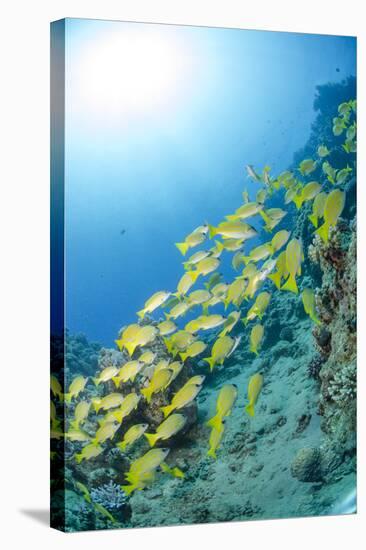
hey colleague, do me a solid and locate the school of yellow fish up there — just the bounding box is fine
[51,99,356,516]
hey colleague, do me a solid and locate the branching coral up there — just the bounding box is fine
[90,481,128,511]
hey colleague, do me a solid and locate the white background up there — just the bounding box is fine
[0,0,364,548]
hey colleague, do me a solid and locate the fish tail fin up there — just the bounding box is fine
[204,356,216,371]
[92,399,101,412]
[267,271,282,290]
[202,303,209,314]
[164,337,173,355]
[215,240,224,252]
[311,313,321,325]
[245,403,255,417]
[117,441,127,452]
[137,309,146,320]
[124,341,137,357]
[64,393,72,403]
[144,432,158,447]
[243,256,251,265]
[293,195,303,209]
[308,213,318,228]
[187,270,199,283]
[180,351,188,362]
[208,224,218,239]
[316,222,330,243]
[141,387,152,403]
[281,275,299,294]
[225,215,237,221]
[182,261,191,270]
[121,484,137,496]
[75,453,83,464]
[70,420,79,430]
[111,376,121,389]
[206,414,222,432]
[161,404,174,418]
[175,242,189,256]
[207,448,217,460]
[259,210,270,224]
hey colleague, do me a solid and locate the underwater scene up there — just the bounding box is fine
[50,19,357,532]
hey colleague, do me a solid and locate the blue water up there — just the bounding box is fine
[64,19,356,345]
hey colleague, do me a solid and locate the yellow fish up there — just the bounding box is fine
[180,375,206,389]
[267,250,288,290]
[208,220,257,241]
[70,400,91,429]
[65,428,91,442]
[187,257,220,284]
[50,375,63,400]
[161,383,202,417]
[225,201,263,221]
[223,279,246,309]
[141,368,173,403]
[317,145,330,158]
[165,301,190,320]
[137,290,171,320]
[218,310,240,337]
[124,326,158,357]
[245,373,263,417]
[207,384,238,432]
[160,462,185,479]
[138,350,156,365]
[215,238,244,252]
[92,392,124,413]
[250,324,264,355]
[316,189,345,243]
[180,340,207,361]
[75,443,103,464]
[113,360,144,386]
[93,420,120,444]
[299,158,317,176]
[270,229,290,253]
[245,292,271,323]
[204,272,223,290]
[246,164,261,182]
[308,191,327,228]
[165,330,196,355]
[302,288,321,325]
[293,181,321,209]
[157,362,180,386]
[281,238,303,294]
[186,289,212,306]
[256,188,268,204]
[115,323,140,351]
[204,335,234,371]
[157,320,177,336]
[113,393,141,424]
[260,208,287,232]
[117,423,149,451]
[207,420,225,459]
[144,413,187,447]
[122,448,170,494]
[242,243,272,265]
[93,503,116,523]
[175,272,196,298]
[92,365,119,386]
[183,250,212,269]
[75,481,91,503]
[175,225,208,256]
[185,314,226,333]
[64,376,88,403]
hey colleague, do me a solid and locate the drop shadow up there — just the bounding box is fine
[20,509,50,527]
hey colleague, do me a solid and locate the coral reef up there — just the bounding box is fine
[51,80,357,530]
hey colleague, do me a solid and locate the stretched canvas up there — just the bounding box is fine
[50,18,357,532]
